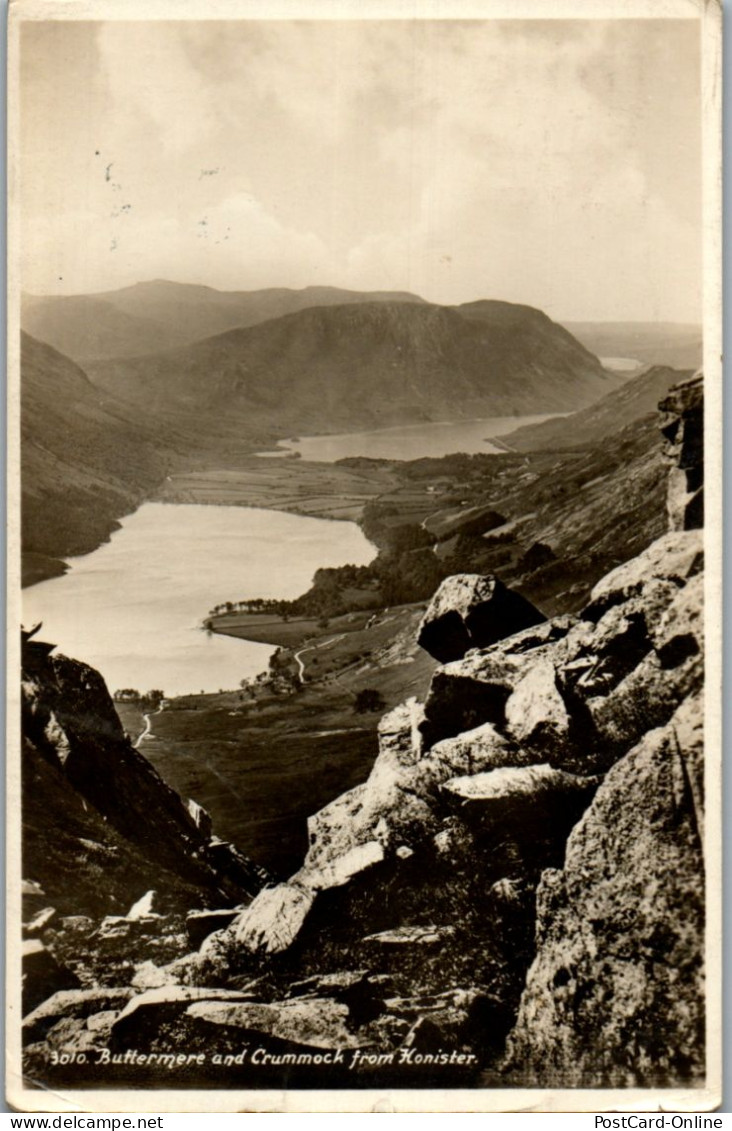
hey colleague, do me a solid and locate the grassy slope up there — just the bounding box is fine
[21,333,174,584]
[84,301,615,429]
[498,366,692,453]
[138,605,435,878]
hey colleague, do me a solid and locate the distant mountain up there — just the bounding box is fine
[86,300,618,433]
[21,332,172,584]
[21,281,427,363]
[498,365,694,453]
[561,321,702,371]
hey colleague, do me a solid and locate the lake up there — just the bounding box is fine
[600,356,641,372]
[24,414,566,699]
[257,414,563,462]
[23,503,375,698]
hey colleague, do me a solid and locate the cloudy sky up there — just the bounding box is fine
[19,17,702,321]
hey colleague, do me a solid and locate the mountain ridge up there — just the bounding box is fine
[21,281,428,363]
[84,299,618,430]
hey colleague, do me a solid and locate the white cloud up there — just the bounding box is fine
[20,18,702,321]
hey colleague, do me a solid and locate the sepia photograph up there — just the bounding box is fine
[7,0,722,1113]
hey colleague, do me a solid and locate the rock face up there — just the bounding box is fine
[506,696,704,1087]
[418,574,546,663]
[659,373,703,532]
[21,633,271,916]
[503,376,706,1087]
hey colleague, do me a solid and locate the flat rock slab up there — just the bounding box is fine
[111,986,260,1045]
[23,987,135,1043]
[442,764,597,806]
[24,907,57,936]
[362,925,455,947]
[186,997,365,1050]
[418,574,546,663]
[303,841,385,893]
[426,722,530,781]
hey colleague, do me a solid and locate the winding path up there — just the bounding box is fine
[294,634,345,683]
[134,706,161,748]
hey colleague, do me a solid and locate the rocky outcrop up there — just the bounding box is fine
[418,574,546,663]
[22,632,271,911]
[503,376,706,1086]
[659,372,703,532]
[506,695,704,1087]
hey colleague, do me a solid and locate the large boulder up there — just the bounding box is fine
[505,695,705,1087]
[420,651,531,750]
[504,659,571,753]
[418,574,546,664]
[583,530,703,621]
[587,573,703,765]
[441,764,600,871]
[186,996,366,1050]
[305,701,435,870]
[232,883,315,955]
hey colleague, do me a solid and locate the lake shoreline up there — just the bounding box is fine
[23,414,556,588]
[22,501,376,699]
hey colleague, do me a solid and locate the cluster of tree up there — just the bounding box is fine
[360,503,432,554]
[395,452,517,481]
[208,506,460,627]
[204,479,559,633]
[113,688,165,707]
[354,688,386,713]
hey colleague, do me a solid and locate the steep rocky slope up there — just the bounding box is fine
[22,629,270,914]
[21,376,707,1094]
[22,281,426,363]
[85,301,615,430]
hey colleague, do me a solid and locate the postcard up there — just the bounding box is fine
[6,0,723,1113]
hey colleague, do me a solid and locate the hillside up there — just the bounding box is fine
[85,300,617,432]
[20,333,175,585]
[498,365,693,452]
[562,320,702,370]
[21,281,426,363]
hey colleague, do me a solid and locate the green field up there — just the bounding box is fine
[133,603,435,878]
